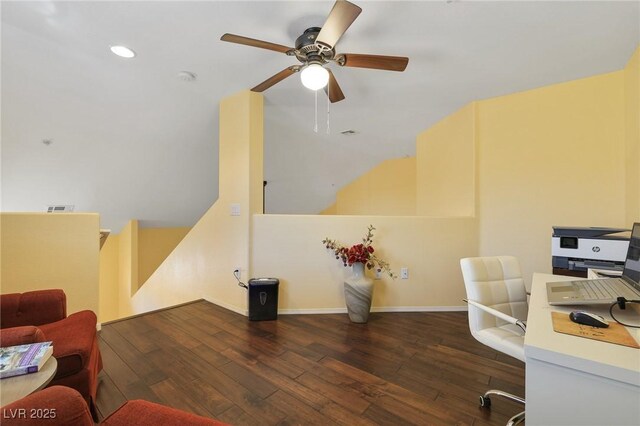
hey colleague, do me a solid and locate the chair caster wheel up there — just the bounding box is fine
[479,396,491,408]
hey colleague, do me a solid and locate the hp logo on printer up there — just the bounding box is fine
[592,246,600,253]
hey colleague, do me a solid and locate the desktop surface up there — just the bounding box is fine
[526,273,640,384]
[525,273,640,425]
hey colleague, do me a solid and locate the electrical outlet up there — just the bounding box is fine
[400,267,409,279]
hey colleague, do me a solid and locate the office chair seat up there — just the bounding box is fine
[474,323,525,362]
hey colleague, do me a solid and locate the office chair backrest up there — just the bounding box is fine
[460,256,528,334]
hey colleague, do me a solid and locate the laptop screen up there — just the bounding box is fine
[622,222,640,288]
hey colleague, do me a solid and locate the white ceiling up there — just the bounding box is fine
[2,1,638,232]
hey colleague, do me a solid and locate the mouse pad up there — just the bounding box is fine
[551,312,640,349]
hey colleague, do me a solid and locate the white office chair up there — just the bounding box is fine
[460,256,527,426]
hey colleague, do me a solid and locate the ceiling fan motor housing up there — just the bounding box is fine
[295,27,334,63]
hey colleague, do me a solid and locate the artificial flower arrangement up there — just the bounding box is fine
[322,225,397,279]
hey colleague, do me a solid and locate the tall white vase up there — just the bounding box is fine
[343,262,374,323]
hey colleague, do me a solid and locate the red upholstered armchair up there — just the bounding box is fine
[1,386,227,426]
[0,290,103,420]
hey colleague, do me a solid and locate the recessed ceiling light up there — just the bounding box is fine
[110,45,136,58]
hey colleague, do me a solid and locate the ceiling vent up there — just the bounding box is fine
[46,205,74,213]
[177,71,197,82]
[340,129,358,135]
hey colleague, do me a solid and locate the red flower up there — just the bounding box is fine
[321,225,397,279]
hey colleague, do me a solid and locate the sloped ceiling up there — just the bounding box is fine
[2,1,638,232]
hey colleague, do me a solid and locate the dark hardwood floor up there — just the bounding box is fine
[96,301,525,425]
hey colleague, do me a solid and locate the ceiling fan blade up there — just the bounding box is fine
[251,66,299,92]
[340,53,409,72]
[324,69,345,103]
[316,0,362,49]
[220,33,293,54]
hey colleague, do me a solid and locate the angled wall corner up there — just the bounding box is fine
[334,157,416,216]
[319,203,337,215]
[118,219,139,299]
[416,102,477,217]
[98,223,191,322]
[137,227,191,287]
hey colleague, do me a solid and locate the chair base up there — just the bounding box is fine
[479,389,525,426]
[507,410,525,426]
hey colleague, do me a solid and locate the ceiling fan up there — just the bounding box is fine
[220,0,409,103]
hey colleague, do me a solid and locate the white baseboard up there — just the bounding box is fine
[278,307,348,315]
[101,299,467,322]
[371,305,468,313]
[198,297,468,316]
[277,305,468,315]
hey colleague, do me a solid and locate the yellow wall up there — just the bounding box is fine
[624,47,640,224]
[417,103,476,217]
[334,157,416,215]
[476,72,627,283]
[94,47,639,320]
[99,233,120,322]
[138,227,190,287]
[253,215,477,312]
[0,213,100,316]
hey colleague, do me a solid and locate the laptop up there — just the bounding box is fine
[547,222,640,305]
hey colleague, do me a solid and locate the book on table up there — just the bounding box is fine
[0,342,53,379]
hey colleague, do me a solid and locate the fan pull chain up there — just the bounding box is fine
[326,83,330,134]
[314,90,318,133]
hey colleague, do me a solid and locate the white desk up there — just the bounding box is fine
[525,273,640,425]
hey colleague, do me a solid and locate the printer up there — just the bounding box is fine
[552,226,630,277]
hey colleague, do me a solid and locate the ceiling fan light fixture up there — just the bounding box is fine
[300,64,329,90]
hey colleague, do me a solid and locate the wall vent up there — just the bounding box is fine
[46,205,74,213]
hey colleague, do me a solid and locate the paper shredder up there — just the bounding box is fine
[248,278,279,321]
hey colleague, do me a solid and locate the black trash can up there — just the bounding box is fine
[248,278,279,321]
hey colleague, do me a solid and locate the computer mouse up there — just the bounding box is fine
[569,311,609,328]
